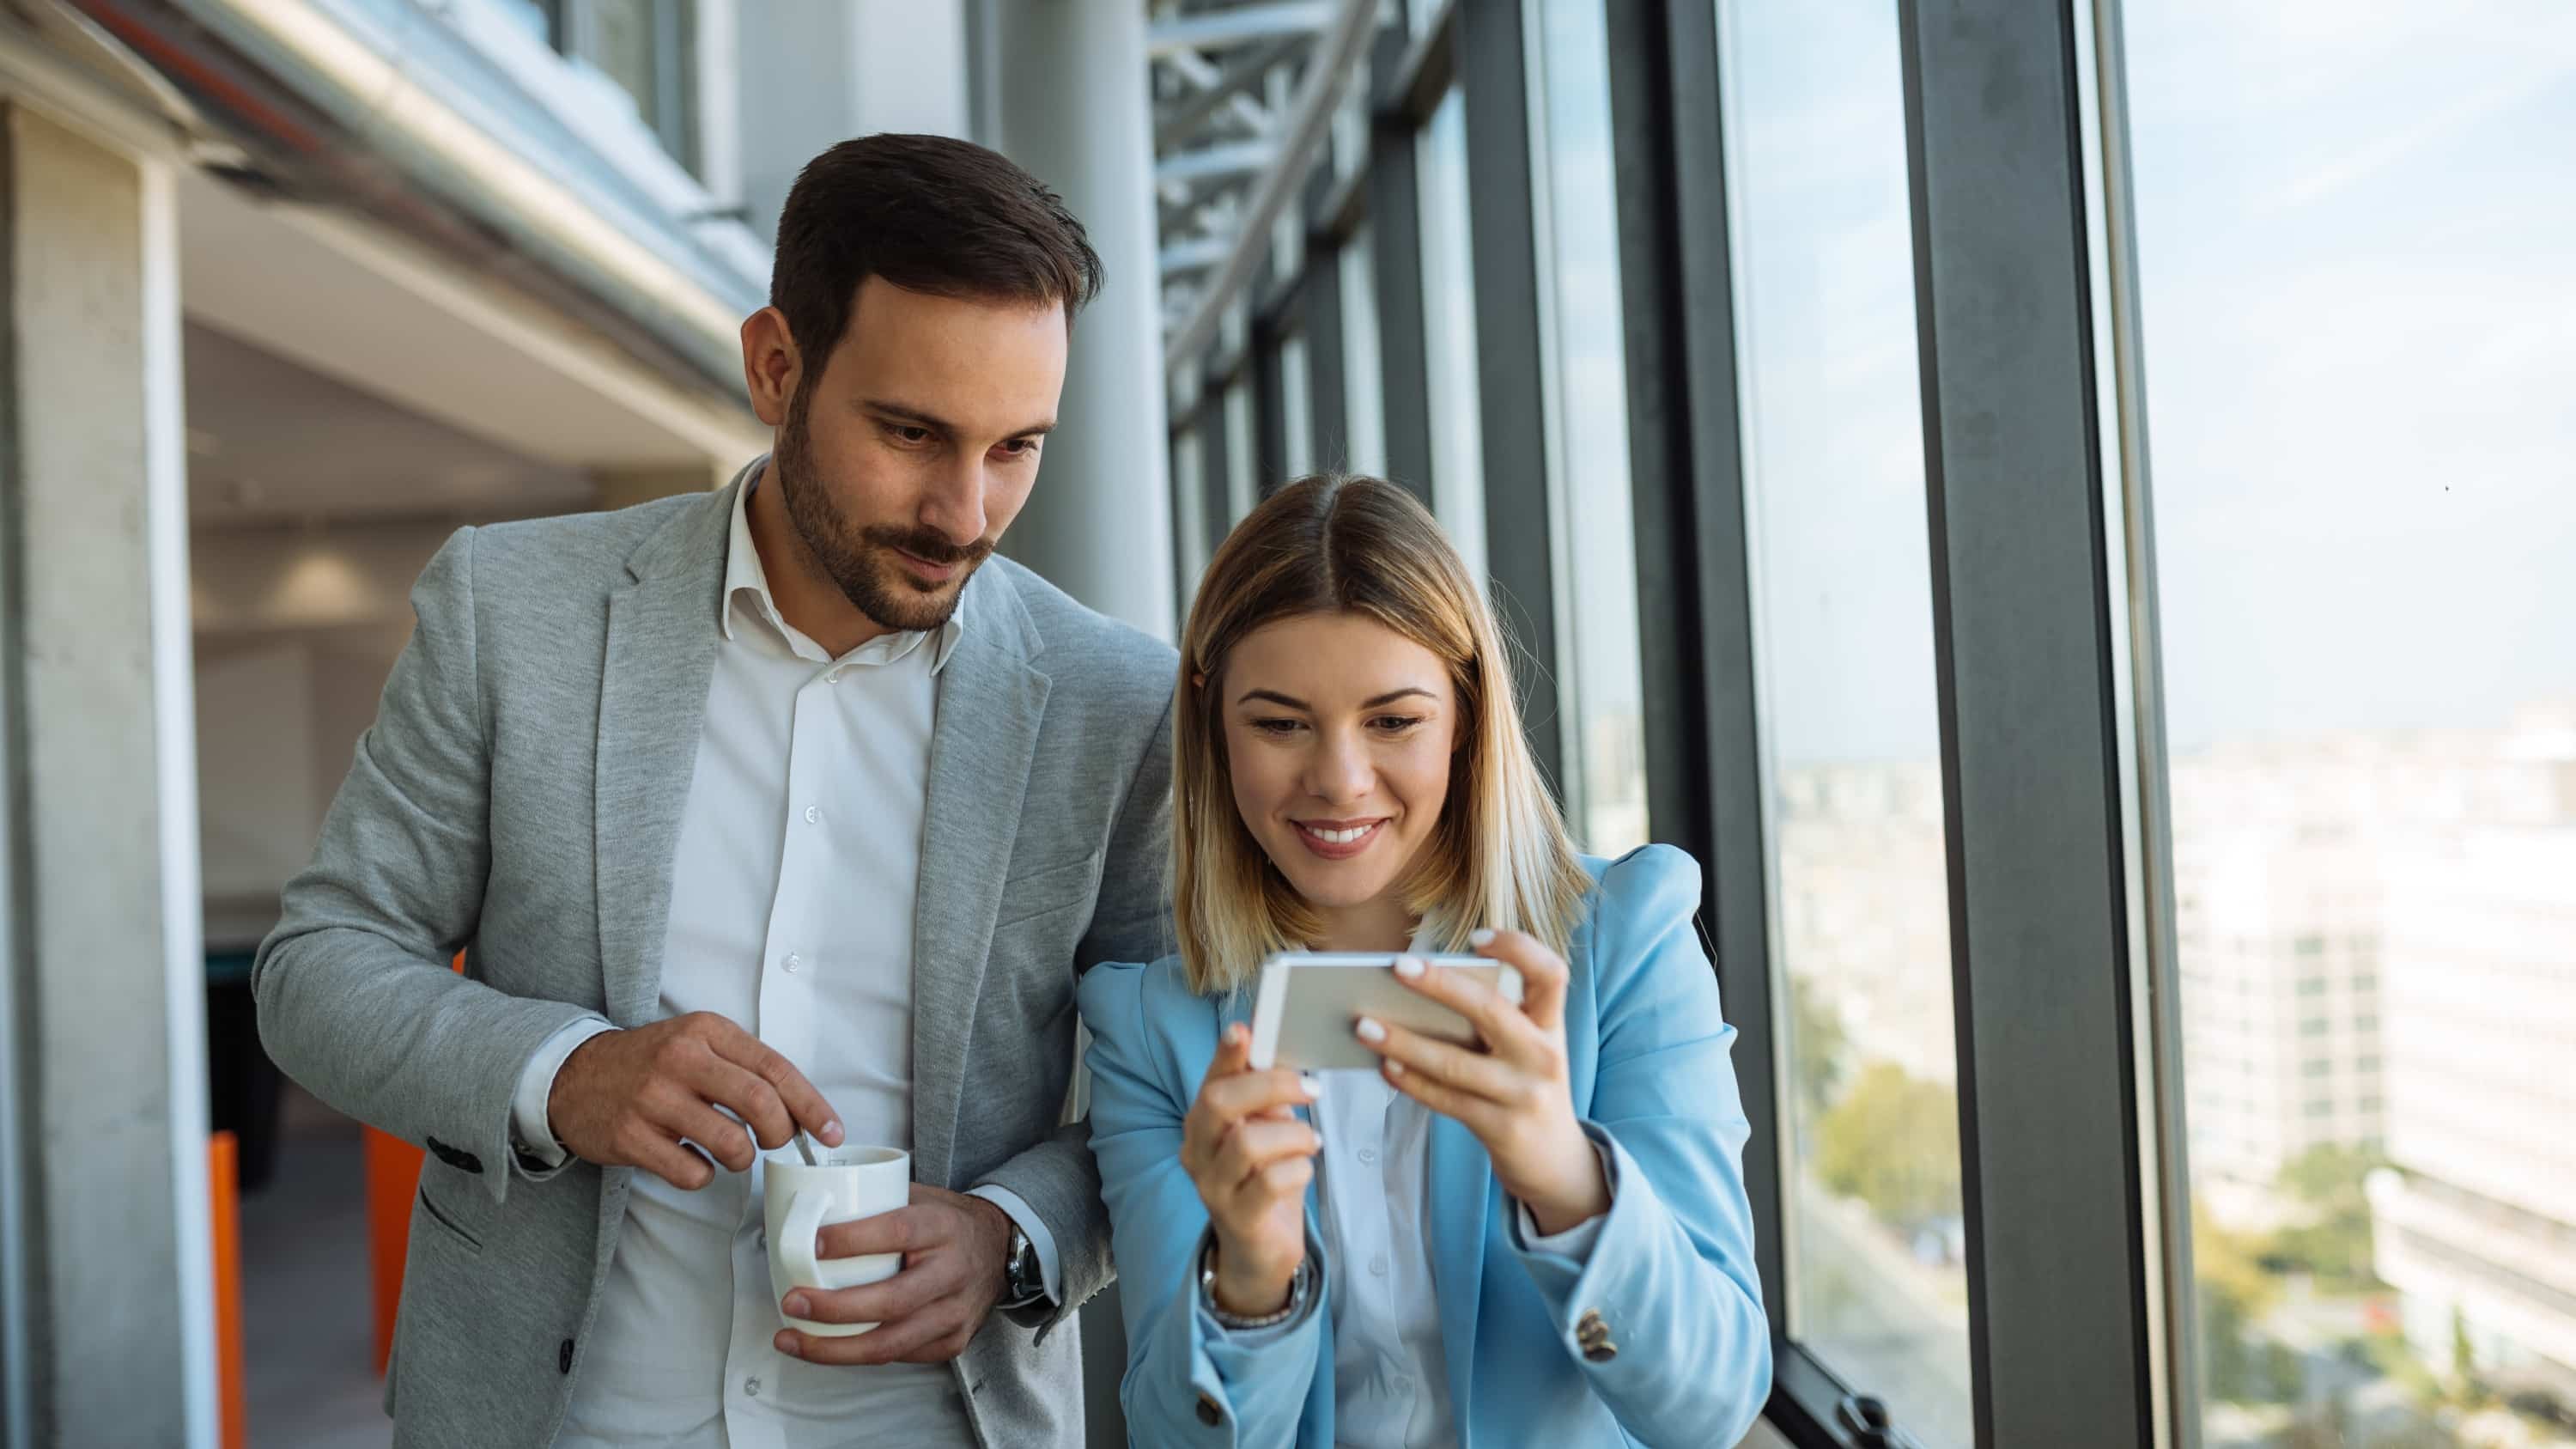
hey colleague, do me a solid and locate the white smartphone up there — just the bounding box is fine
[1248,952,1524,1072]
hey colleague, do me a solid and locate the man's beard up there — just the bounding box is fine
[773,385,992,634]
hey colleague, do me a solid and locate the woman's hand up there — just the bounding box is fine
[1181,1023,1320,1316]
[1359,929,1610,1236]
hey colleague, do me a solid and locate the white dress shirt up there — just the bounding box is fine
[1225,933,1611,1449]
[507,477,1055,1448]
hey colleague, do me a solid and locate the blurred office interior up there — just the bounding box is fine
[0,1,2569,1446]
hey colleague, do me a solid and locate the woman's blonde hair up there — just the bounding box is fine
[1172,474,1591,995]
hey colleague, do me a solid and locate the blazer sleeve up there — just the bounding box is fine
[975,697,1178,1336]
[250,527,596,1206]
[1079,962,1325,1449]
[1507,845,1773,1446]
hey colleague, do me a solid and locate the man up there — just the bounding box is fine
[254,134,1174,1447]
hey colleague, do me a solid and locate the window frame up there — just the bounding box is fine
[1166,2,2186,1440]
[1601,0,2172,1444]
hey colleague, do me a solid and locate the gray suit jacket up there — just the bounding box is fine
[253,478,1176,1447]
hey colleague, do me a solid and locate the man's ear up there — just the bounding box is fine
[740,306,803,428]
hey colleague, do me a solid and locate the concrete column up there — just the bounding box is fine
[0,103,214,1446]
[991,0,1176,644]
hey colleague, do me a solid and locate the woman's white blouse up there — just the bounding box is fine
[1223,923,1613,1449]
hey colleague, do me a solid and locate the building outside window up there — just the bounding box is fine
[2124,0,2576,1440]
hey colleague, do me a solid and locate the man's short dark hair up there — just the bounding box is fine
[770,133,1103,366]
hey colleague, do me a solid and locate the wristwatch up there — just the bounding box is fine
[1001,1222,1046,1306]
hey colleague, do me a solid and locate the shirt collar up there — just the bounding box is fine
[721,467,968,673]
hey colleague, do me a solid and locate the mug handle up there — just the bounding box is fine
[780,1187,832,1289]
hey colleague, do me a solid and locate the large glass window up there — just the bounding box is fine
[1529,0,1647,856]
[2123,5,2576,1443]
[1172,423,1208,619]
[550,0,700,174]
[1718,2,1971,1442]
[1281,331,1315,480]
[1340,222,1388,479]
[1418,87,1488,581]
[1223,372,1257,528]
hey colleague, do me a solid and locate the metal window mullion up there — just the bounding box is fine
[1455,0,1562,792]
[1300,167,1352,472]
[1366,22,1436,506]
[1253,325,1290,497]
[1605,0,1788,1351]
[1196,386,1234,554]
[1898,3,2153,1446]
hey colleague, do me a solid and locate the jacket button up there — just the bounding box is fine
[1195,1392,1223,1426]
[1583,1338,1619,1363]
[558,1337,575,1374]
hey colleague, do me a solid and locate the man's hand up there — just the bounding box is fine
[547,1012,842,1190]
[772,1186,1016,1365]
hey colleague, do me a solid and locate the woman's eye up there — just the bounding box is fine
[1370,715,1425,734]
[1250,718,1303,736]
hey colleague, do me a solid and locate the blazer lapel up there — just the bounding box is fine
[1429,1111,1492,1436]
[909,569,1050,1188]
[592,485,732,1026]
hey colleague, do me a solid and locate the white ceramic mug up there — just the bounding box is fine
[763,1145,911,1337]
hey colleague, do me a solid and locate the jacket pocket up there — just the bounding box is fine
[993,849,1104,931]
[414,1184,484,1253]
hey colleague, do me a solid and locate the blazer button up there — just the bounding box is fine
[1195,1392,1223,1427]
[1583,1338,1620,1363]
[1577,1307,1607,1336]
[558,1337,575,1374]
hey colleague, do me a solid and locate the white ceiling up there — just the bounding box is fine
[178,167,769,487]
[183,320,595,526]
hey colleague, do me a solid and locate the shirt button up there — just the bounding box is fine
[803,805,819,825]
[1357,1148,1378,1166]
[827,668,844,683]
[756,1228,767,1251]
[744,1376,762,1397]
[783,953,803,973]
[1368,1256,1388,1277]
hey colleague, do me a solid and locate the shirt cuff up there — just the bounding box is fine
[1512,1133,1620,1260]
[509,1016,614,1178]
[967,1184,1063,1308]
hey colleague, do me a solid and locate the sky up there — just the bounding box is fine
[1704,0,2576,763]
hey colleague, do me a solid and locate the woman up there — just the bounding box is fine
[1079,476,1770,1447]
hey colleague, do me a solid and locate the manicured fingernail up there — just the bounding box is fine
[1355,1017,1387,1044]
[1228,1023,1248,1044]
[1393,955,1425,977]
[783,1293,810,1317]
[1383,1059,1406,1078]
[1299,1071,1325,1099]
[1469,928,1497,947]
[821,1121,843,1145]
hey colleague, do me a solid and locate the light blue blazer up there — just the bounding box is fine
[1079,845,1771,1448]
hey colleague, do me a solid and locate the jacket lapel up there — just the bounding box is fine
[1429,1111,1492,1435]
[592,484,733,1026]
[909,568,1050,1188]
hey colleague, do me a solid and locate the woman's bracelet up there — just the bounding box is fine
[1200,1240,1309,1330]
